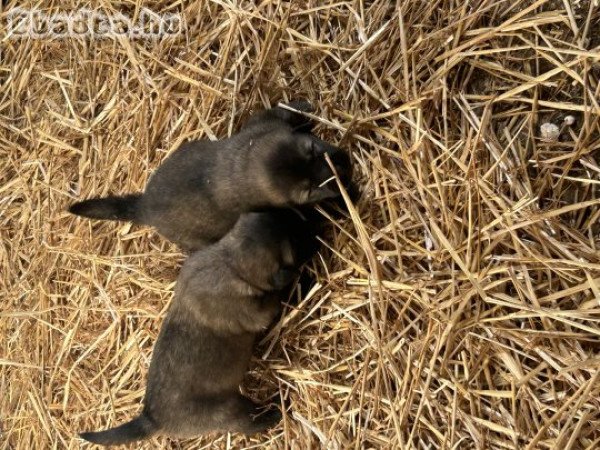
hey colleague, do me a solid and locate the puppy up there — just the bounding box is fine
[69,102,351,251]
[80,209,318,446]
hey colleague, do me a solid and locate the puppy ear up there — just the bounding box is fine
[275,101,315,132]
[245,101,315,132]
[270,267,298,290]
[283,100,314,114]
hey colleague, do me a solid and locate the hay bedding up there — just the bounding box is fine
[1,0,599,448]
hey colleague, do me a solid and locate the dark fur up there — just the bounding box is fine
[80,210,318,446]
[69,102,351,251]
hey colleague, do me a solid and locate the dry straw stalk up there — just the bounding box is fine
[1,0,599,449]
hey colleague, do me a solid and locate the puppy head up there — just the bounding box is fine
[249,129,352,206]
[225,210,317,291]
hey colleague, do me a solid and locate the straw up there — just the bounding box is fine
[1,1,599,448]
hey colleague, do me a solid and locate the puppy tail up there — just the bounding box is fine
[80,413,157,446]
[68,194,142,222]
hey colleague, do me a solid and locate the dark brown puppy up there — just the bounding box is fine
[69,102,351,251]
[80,209,318,446]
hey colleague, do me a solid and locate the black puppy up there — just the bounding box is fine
[80,209,318,446]
[69,102,351,251]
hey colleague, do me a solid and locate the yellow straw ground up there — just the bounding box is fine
[1,1,599,449]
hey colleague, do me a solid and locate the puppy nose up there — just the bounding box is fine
[327,147,352,186]
[314,139,352,187]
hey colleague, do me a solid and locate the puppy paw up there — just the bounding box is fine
[253,408,282,431]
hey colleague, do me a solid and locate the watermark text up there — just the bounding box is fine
[5,8,184,39]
